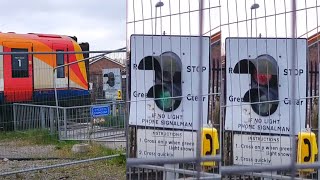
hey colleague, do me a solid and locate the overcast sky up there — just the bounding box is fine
[0,0,126,51]
[1,0,319,52]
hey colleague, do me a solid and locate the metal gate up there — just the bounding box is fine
[12,102,125,142]
[58,103,126,141]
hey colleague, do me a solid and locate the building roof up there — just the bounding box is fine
[308,32,320,47]
[211,31,221,45]
[89,56,125,68]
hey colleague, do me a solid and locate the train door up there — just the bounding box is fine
[3,42,33,102]
[52,44,68,90]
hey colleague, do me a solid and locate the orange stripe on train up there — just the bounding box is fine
[0,32,88,89]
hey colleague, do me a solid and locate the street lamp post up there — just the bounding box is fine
[155,2,177,179]
[251,3,260,37]
[155,1,164,35]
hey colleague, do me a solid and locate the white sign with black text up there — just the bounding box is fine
[103,68,122,100]
[129,35,209,130]
[225,38,307,135]
[233,134,292,166]
[137,129,197,158]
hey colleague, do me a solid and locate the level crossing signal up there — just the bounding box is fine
[138,52,182,112]
[233,54,279,116]
[104,72,115,87]
[129,35,209,131]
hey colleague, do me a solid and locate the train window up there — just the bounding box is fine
[12,48,29,78]
[56,51,65,78]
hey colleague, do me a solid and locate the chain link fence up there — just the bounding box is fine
[126,0,320,179]
[0,46,127,177]
[1,0,320,179]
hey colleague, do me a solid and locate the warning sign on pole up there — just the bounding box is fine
[225,38,307,135]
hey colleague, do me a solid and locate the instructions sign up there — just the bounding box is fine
[225,38,307,135]
[137,129,197,158]
[90,105,110,118]
[233,134,292,166]
[129,35,210,130]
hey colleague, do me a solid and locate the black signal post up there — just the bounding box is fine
[104,72,115,87]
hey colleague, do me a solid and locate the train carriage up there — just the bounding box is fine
[0,32,91,130]
[0,32,90,106]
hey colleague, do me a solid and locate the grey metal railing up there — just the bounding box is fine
[12,102,126,141]
[13,103,64,134]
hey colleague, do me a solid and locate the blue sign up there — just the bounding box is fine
[91,105,110,118]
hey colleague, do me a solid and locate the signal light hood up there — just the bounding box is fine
[138,51,182,72]
[138,51,182,82]
[233,54,278,75]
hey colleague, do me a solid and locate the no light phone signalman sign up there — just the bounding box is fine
[129,35,210,130]
[225,38,307,135]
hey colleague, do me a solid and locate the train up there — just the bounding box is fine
[0,32,90,106]
[0,32,92,130]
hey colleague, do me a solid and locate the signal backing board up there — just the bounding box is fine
[225,38,307,135]
[129,35,209,130]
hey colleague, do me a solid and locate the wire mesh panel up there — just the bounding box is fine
[219,0,320,179]
[126,0,220,179]
[0,40,127,176]
[58,103,125,142]
[12,103,62,132]
[126,0,320,179]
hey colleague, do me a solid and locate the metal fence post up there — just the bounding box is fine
[164,164,179,180]
[64,108,67,139]
[49,107,54,135]
[40,107,45,129]
[13,104,17,131]
[318,61,320,180]
[112,101,116,117]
